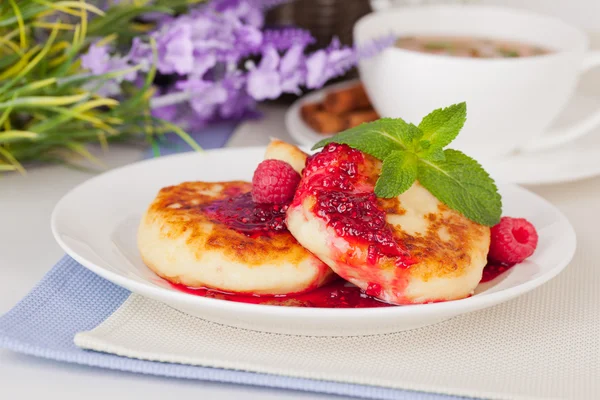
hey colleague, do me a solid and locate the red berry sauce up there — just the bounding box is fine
[172,262,516,307]
[480,262,516,283]
[171,144,528,307]
[293,143,414,267]
[202,192,288,237]
[172,279,393,308]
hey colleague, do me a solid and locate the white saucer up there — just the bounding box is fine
[286,80,600,185]
[51,147,575,336]
[285,80,359,147]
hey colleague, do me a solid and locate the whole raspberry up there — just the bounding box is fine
[252,160,300,204]
[488,217,538,264]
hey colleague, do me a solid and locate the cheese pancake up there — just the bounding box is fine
[138,143,333,295]
[286,143,490,304]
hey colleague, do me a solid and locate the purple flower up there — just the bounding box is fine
[151,103,178,121]
[154,9,262,65]
[305,50,327,89]
[81,43,111,75]
[81,43,136,80]
[176,78,228,119]
[216,0,265,28]
[234,24,263,51]
[260,28,315,53]
[306,38,355,89]
[191,53,218,79]
[278,44,305,92]
[85,0,391,130]
[246,46,282,100]
[219,87,256,120]
[128,37,153,72]
[356,33,396,59]
[246,44,305,100]
[156,23,194,75]
[80,43,138,96]
[213,0,292,26]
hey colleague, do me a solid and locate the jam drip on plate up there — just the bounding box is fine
[295,143,414,267]
[172,279,393,308]
[203,192,288,236]
[172,263,515,308]
[480,262,516,283]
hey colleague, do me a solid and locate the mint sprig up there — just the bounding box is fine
[418,150,501,227]
[312,102,502,226]
[418,102,466,149]
[375,150,418,198]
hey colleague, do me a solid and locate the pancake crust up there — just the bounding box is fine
[139,140,335,295]
[286,145,490,304]
[139,180,333,295]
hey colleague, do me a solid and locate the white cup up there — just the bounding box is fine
[354,5,600,160]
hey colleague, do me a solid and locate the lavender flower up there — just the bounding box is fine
[176,78,228,119]
[219,73,257,119]
[156,23,195,75]
[128,37,153,72]
[80,43,111,75]
[151,103,178,121]
[214,0,265,28]
[356,33,396,59]
[246,44,305,100]
[81,43,136,81]
[246,47,282,100]
[306,38,355,89]
[213,0,292,15]
[81,0,392,129]
[260,28,315,52]
[80,42,138,96]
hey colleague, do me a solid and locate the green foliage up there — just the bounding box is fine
[0,0,203,173]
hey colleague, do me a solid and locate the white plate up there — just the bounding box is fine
[286,81,600,185]
[51,147,576,336]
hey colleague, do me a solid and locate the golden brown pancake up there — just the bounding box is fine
[286,143,490,304]
[138,142,334,295]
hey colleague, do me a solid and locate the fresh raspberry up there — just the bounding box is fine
[488,217,538,264]
[252,159,300,204]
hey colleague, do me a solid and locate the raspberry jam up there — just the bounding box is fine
[481,262,516,283]
[171,262,517,307]
[172,262,516,307]
[295,143,413,267]
[172,279,393,308]
[203,192,288,236]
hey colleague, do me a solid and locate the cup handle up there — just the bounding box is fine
[521,51,600,152]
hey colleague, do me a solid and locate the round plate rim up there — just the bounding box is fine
[50,147,577,318]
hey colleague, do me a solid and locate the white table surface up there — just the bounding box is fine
[0,106,345,400]
[2,102,599,399]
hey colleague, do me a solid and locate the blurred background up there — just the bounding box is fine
[2,0,599,170]
[267,0,600,90]
[269,0,600,47]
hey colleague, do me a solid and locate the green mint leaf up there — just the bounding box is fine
[312,118,422,159]
[374,150,418,198]
[418,102,466,149]
[419,146,445,162]
[418,140,431,150]
[404,122,423,146]
[310,102,502,226]
[417,149,502,226]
